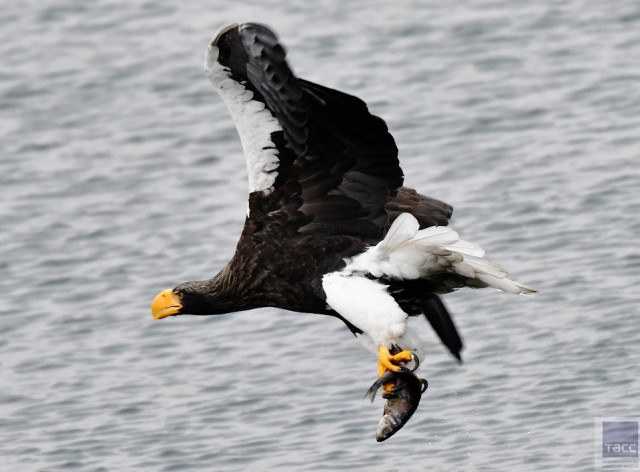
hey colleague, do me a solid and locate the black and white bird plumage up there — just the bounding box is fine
[152,23,534,370]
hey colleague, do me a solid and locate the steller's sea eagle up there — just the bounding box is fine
[151,23,534,436]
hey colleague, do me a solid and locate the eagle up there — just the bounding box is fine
[151,22,533,424]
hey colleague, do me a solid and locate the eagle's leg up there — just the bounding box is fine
[377,346,413,393]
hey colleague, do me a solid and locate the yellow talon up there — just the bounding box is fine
[377,346,413,393]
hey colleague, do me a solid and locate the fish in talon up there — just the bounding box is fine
[365,370,429,442]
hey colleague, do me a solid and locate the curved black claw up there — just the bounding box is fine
[408,352,420,372]
[420,377,429,393]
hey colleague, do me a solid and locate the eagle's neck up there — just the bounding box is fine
[183,265,258,315]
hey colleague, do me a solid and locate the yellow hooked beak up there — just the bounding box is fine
[151,289,183,320]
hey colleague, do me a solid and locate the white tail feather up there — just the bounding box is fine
[455,254,508,279]
[476,274,536,295]
[381,213,419,248]
[410,226,460,247]
[444,240,485,257]
[346,213,535,295]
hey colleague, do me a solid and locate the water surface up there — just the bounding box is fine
[1,1,639,470]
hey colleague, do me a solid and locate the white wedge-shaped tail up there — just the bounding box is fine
[346,213,535,294]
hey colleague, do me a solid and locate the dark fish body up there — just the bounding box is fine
[365,370,428,442]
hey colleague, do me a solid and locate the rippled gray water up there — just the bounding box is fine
[2,1,639,470]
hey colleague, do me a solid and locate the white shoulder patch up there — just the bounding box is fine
[204,44,282,194]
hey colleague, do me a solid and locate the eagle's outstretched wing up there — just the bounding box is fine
[205,23,419,241]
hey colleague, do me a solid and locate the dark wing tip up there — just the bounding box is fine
[211,23,239,46]
[211,22,278,46]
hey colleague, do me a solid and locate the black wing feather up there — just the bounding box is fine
[214,23,403,240]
